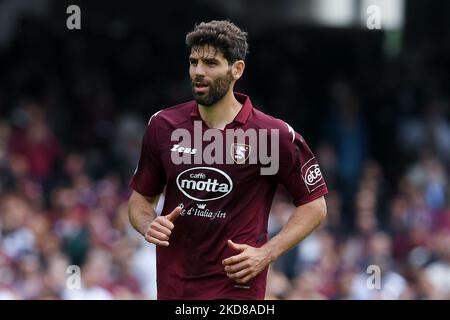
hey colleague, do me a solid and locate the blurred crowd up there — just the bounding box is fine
[0,101,157,299]
[265,78,450,300]
[1,2,450,300]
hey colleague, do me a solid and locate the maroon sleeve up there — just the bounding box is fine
[129,114,166,197]
[276,123,328,207]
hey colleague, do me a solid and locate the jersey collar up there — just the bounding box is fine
[190,92,253,125]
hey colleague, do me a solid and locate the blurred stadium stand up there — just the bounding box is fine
[0,0,449,299]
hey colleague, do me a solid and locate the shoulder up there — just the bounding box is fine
[147,100,196,129]
[249,107,299,143]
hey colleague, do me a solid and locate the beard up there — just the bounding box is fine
[191,70,233,106]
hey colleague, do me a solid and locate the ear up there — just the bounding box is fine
[231,60,245,80]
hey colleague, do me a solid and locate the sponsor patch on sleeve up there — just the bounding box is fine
[301,157,325,193]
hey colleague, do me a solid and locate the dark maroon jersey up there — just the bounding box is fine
[130,92,328,299]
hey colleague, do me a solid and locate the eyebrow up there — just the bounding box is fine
[189,57,220,63]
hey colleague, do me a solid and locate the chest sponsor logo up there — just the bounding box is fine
[176,167,233,201]
[230,143,251,164]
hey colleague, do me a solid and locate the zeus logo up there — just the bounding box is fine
[171,144,197,154]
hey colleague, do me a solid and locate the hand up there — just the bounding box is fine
[222,239,272,284]
[144,206,181,246]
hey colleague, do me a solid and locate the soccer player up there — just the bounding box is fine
[128,20,328,300]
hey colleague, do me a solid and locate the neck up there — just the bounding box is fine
[198,89,242,130]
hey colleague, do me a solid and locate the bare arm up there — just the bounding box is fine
[264,196,327,262]
[128,190,159,236]
[223,196,327,283]
[128,190,181,246]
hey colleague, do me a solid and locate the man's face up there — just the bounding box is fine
[189,45,234,106]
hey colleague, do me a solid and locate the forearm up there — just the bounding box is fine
[263,196,327,262]
[128,192,159,236]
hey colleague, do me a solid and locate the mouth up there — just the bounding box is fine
[193,82,209,94]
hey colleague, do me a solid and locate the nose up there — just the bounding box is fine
[192,62,206,77]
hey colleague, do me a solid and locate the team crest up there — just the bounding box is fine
[231,143,251,164]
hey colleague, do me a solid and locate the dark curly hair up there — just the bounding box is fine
[185,20,249,64]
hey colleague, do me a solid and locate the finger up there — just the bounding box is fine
[151,223,172,237]
[223,253,246,266]
[166,206,182,222]
[240,273,256,284]
[227,239,247,252]
[147,229,169,241]
[155,217,175,230]
[145,235,169,246]
[224,261,249,273]
[227,268,252,281]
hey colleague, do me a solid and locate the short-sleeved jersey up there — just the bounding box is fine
[130,92,328,299]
